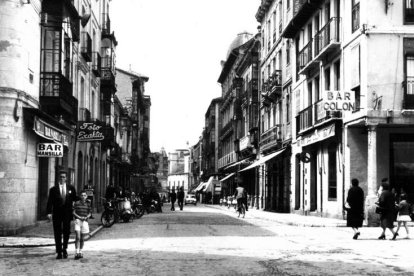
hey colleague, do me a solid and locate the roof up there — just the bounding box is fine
[116,67,149,81]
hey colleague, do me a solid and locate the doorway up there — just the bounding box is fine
[391,134,414,203]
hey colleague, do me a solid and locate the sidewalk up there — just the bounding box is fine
[0,212,103,248]
[207,204,348,227]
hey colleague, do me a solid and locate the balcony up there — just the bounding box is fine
[314,17,341,60]
[40,72,78,123]
[92,52,101,77]
[81,32,92,62]
[296,100,342,134]
[298,40,319,75]
[260,125,281,152]
[78,107,91,121]
[101,13,111,38]
[218,151,237,169]
[268,70,282,98]
[100,48,116,89]
[282,0,325,38]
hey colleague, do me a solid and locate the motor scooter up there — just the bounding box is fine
[118,197,133,222]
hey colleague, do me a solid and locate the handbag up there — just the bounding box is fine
[375,206,384,214]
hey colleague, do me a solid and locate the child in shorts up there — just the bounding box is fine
[73,190,92,259]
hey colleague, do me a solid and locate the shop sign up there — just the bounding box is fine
[77,121,105,142]
[322,91,355,112]
[34,116,69,146]
[298,123,335,147]
[37,143,63,157]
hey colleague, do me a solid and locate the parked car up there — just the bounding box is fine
[184,194,197,205]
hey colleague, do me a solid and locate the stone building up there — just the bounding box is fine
[0,0,150,235]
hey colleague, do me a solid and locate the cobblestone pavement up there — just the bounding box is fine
[1,204,413,276]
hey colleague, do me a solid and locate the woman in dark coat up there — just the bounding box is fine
[346,178,365,239]
[377,182,397,240]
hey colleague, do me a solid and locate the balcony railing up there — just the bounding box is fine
[102,13,111,37]
[218,151,237,169]
[282,0,324,38]
[296,105,313,133]
[92,52,101,77]
[314,17,341,58]
[40,72,78,122]
[296,101,342,134]
[260,124,281,151]
[81,32,92,62]
[298,40,319,74]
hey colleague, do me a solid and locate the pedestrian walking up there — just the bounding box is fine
[345,178,365,239]
[73,190,92,260]
[177,187,185,211]
[170,188,177,211]
[234,183,247,215]
[46,170,78,259]
[394,194,411,240]
[377,180,398,240]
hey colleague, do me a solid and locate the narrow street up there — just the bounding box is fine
[0,204,413,276]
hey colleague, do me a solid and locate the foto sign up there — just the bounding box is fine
[37,143,63,157]
[322,91,355,112]
[77,122,105,142]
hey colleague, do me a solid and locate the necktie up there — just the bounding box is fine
[61,185,66,203]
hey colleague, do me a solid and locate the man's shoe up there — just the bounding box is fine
[56,253,63,259]
[62,249,68,259]
[74,253,81,260]
[79,253,83,259]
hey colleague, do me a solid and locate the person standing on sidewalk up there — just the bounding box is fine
[377,181,398,240]
[345,178,364,239]
[393,194,411,240]
[73,190,92,260]
[46,170,77,259]
[170,188,177,211]
[177,187,185,211]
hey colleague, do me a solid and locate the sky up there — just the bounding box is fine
[111,0,259,153]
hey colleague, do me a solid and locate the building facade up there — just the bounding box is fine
[0,0,151,235]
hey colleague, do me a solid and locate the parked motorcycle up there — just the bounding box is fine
[131,196,145,219]
[118,197,134,222]
[101,198,116,228]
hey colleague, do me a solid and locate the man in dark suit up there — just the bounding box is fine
[47,170,77,259]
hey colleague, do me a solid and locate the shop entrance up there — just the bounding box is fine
[391,134,414,203]
[37,157,49,220]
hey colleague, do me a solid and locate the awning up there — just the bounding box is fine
[240,149,285,172]
[223,157,253,170]
[24,108,71,146]
[220,173,235,182]
[194,182,205,192]
[203,176,221,192]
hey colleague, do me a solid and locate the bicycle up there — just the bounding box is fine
[237,200,246,218]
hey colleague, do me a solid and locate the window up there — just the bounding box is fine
[405,0,414,24]
[352,0,360,32]
[324,67,331,91]
[286,40,290,65]
[315,76,320,101]
[334,60,341,90]
[285,86,291,123]
[328,144,337,200]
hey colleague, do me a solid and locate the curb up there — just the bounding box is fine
[0,225,104,248]
[205,204,347,228]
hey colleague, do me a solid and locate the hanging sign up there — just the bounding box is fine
[37,143,63,157]
[77,121,105,142]
[322,91,355,112]
[33,116,69,146]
